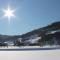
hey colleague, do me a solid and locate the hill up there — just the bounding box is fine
[0,21,60,46]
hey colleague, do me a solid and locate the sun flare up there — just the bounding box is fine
[3,6,15,23]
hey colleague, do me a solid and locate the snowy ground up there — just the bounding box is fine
[0,45,60,51]
[0,45,60,48]
[0,49,60,60]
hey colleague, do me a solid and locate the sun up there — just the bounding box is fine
[3,6,15,23]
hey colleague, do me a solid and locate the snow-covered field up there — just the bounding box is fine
[0,46,59,51]
[0,49,60,60]
[0,45,60,48]
[0,45,59,49]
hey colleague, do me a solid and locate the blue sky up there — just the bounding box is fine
[0,0,60,35]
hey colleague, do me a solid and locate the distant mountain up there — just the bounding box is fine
[0,21,60,46]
